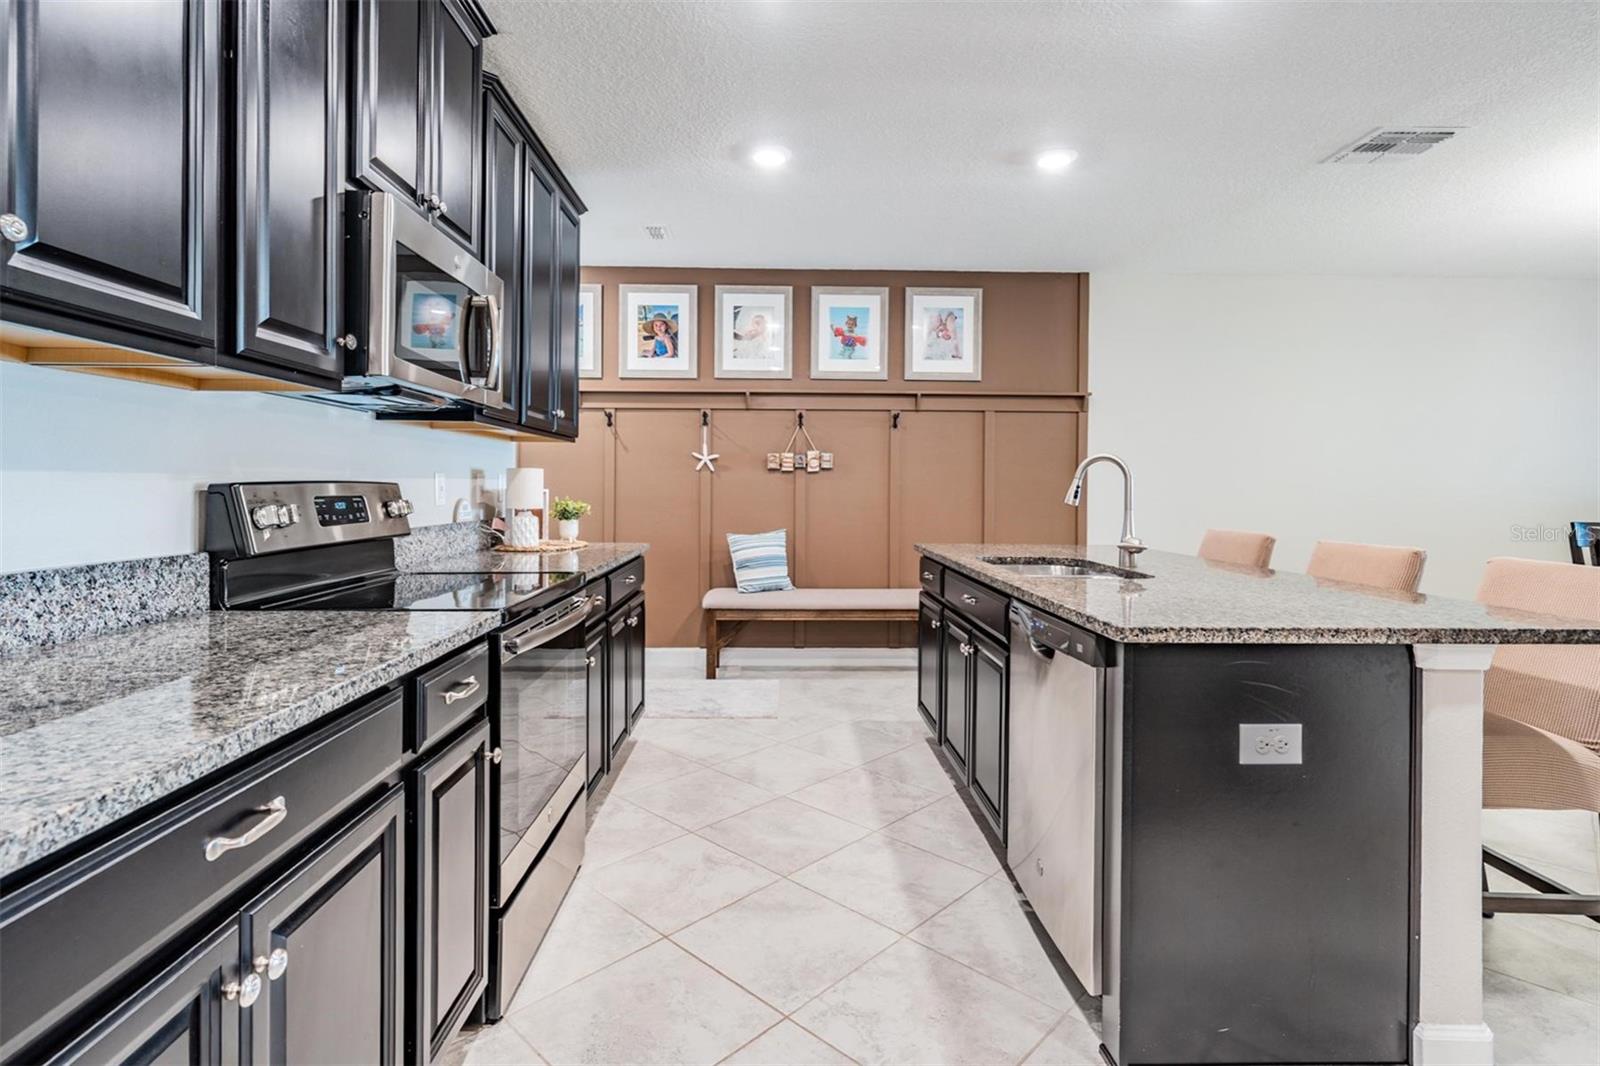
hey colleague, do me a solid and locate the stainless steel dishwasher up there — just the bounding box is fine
[1006,601,1111,995]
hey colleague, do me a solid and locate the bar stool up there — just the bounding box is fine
[1197,529,1277,569]
[1306,540,1427,593]
[1476,556,1600,923]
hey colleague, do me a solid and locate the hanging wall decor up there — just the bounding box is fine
[714,285,793,379]
[768,413,833,474]
[905,287,982,381]
[619,283,698,379]
[811,286,890,380]
[692,410,719,472]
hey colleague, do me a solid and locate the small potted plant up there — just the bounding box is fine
[551,496,591,542]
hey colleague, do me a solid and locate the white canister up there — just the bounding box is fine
[509,509,544,548]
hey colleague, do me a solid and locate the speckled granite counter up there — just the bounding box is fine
[917,544,1600,645]
[0,609,500,877]
[398,542,648,578]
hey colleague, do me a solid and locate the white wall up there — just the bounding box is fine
[0,362,515,572]
[1086,275,1599,599]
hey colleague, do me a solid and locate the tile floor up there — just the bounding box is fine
[442,655,1600,1066]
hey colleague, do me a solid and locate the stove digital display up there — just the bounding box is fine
[314,494,370,526]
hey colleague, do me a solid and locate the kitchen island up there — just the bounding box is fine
[916,544,1597,1066]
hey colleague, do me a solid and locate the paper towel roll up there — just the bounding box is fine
[506,467,545,512]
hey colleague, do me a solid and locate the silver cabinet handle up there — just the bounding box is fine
[442,676,480,704]
[205,797,287,862]
[224,972,262,1007]
[490,746,504,764]
[961,594,978,606]
[623,574,638,585]
[959,642,973,656]
[0,213,29,242]
[437,200,448,214]
[426,193,441,210]
[930,618,941,630]
[586,655,597,667]
[626,616,639,627]
[922,571,934,581]
[336,333,357,350]
[253,949,289,981]
[553,408,566,418]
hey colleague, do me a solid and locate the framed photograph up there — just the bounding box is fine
[905,287,982,381]
[577,283,602,378]
[618,284,698,379]
[811,287,889,380]
[714,286,792,379]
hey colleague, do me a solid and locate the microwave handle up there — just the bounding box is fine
[483,291,502,393]
[457,293,499,390]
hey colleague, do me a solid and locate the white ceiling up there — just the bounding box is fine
[483,1,1598,277]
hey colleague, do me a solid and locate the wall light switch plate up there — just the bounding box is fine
[1239,723,1302,765]
[434,473,447,507]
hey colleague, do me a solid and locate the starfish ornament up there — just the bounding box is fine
[692,421,719,472]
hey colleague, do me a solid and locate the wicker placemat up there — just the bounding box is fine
[492,539,590,553]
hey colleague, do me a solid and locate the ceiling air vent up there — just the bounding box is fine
[643,224,670,241]
[1324,128,1463,164]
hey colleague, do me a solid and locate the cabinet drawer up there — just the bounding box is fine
[607,558,644,604]
[411,641,490,753]
[0,691,404,1061]
[918,559,943,597]
[944,571,1008,638]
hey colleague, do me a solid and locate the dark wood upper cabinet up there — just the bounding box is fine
[481,85,525,420]
[47,920,240,1066]
[352,0,488,254]
[242,785,405,1066]
[410,719,490,1061]
[1,0,220,346]
[522,156,558,433]
[232,0,345,381]
[552,198,582,437]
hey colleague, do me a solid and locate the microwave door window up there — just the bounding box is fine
[393,243,470,382]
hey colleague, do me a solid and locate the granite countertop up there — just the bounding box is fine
[0,609,501,878]
[918,544,1600,645]
[398,542,648,577]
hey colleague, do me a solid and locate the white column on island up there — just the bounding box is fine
[1411,643,1498,1066]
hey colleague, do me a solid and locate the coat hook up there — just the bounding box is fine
[891,411,901,430]
[604,409,614,427]
[701,409,710,427]
[797,410,805,429]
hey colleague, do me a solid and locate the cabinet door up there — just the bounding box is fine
[607,611,629,753]
[410,720,490,1061]
[520,158,558,432]
[550,197,581,438]
[352,0,427,209]
[480,90,523,419]
[242,785,405,1065]
[625,599,646,725]
[916,600,942,735]
[428,0,481,252]
[2,0,219,345]
[232,0,343,380]
[47,920,240,1066]
[585,624,607,790]
[940,617,971,775]
[969,630,1007,837]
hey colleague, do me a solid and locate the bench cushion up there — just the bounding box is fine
[702,587,920,612]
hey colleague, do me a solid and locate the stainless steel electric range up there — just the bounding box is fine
[205,480,591,1020]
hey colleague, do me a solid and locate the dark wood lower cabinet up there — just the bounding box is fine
[607,608,629,754]
[410,719,490,1062]
[969,630,1007,835]
[242,784,405,1065]
[585,623,608,790]
[940,616,972,775]
[625,599,646,726]
[916,597,942,734]
[47,920,240,1065]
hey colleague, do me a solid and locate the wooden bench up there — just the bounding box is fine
[701,587,921,678]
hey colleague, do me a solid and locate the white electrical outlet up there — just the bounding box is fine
[434,473,447,507]
[1239,723,1302,765]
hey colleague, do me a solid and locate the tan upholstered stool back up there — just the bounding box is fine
[1197,529,1276,569]
[1306,540,1427,593]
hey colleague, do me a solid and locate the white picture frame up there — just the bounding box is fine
[905,287,982,381]
[810,287,889,380]
[577,283,602,379]
[618,284,698,379]
[714,285,793,379]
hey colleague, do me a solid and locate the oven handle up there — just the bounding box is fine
[502,595,591,660]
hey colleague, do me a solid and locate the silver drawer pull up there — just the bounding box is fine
[586,655,597,667]
[623,574,638,585]
[626,616,639,627]
[922,571,934,581]
[442,676,481,704]
[205,797,288,862]
[930,618,941,630]
[961,594,978,606]
[959,642,974,656]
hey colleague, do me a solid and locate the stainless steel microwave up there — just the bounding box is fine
[315,191,505,413]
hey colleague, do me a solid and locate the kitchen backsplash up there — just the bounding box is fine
[0,552,209,654]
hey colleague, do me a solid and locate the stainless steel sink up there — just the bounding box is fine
[980,557,1151,580]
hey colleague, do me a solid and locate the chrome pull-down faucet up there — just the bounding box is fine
[1065,453,1146,569]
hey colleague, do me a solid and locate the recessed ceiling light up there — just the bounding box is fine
[1035,148,1078,173]
[750,145,791,170]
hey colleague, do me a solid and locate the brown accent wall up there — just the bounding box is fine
[520,268,1089,649]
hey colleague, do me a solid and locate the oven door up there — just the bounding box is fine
[495,593,590,902]
[353,192,506,408]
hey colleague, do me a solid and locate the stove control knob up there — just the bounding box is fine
[283,503,300,526]
[251,503,299,530]
[383,498,413,518]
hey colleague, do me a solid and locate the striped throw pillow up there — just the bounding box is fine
[727,529,794,593]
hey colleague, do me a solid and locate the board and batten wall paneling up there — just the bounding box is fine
[990,412,1081,543]
[611,409,704,646]
[709,410,800,647]
[800,410,894,648]
[894,411,987,587]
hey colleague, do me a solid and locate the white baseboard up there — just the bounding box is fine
[646,646,916,670]
[1412,1023,1494,1065]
